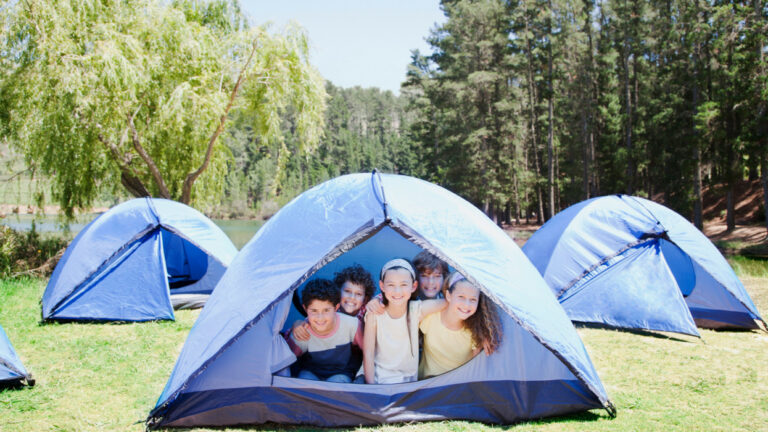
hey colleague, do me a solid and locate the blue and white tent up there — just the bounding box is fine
[148,172,613,428]
[0,322,33,387]
[523,195,765,336]
[42,198,238,322]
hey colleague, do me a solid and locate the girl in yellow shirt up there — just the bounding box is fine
[418,272,503,379]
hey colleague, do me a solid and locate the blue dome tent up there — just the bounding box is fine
[42,198,238,322]
[0,322,33,387]
[522,195,765,336]
[147,172,613,428]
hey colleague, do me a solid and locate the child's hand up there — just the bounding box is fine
[291,320,311,341]
[366,297,385,315]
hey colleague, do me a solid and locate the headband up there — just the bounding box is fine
[448,272,466,288]
[380,258,416,280]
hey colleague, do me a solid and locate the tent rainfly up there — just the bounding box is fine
[0,322,33,388]
[523,194,765,336]
[42,198,238,322]
[147,172,613,428]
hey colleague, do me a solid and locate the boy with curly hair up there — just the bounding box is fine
[284,278,364,383]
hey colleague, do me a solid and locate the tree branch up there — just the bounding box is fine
[1,168,31,182]
[181,39,259,204]
[97,133,150,198]
[126,106,171,199]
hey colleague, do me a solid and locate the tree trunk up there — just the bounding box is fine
[513,170,521,224]
[582,110,589,200]
[120,172,150,198]
[546,0,555,220]
[692,2,704,229]
[756,0,767,235]
[524,11,544,224]
[762,156,768,235]
[693,145,703,229]
[726,185,736,231]
[623,30,633,195]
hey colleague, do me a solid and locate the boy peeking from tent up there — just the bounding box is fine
[283,278,365,383]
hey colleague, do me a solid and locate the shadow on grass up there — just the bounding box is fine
[573,322,699,343]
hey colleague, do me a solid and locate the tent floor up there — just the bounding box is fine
[171,294,210,310]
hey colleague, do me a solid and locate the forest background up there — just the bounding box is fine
[1,0,767,234]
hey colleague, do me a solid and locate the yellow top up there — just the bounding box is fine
[418,311,475,379]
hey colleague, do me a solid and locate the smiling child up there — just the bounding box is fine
[284,278,363,383]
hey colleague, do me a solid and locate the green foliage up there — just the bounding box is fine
[400,0,768,224]
[0,0,326,219]
[0,225,68,278]
[216,82,411,218]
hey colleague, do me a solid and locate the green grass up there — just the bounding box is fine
[1,275,767,432]
[728,256,768,278]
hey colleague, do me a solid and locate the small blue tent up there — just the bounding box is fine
[0,322,33,387]
[523,195,765,336]
[147,172,613,428]
[42,198,238,322]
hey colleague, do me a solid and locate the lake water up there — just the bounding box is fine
[1,213,263,249]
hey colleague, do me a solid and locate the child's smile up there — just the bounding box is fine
[380,268,417,307]
[418,271,444,298]
[304,299,339,336]
[446,281,479,321]
[340,281,365,315]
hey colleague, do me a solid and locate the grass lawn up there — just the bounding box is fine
[1,263,767,432]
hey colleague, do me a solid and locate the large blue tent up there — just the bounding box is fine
[42,198,238,322]
[523,194,765,336]
[0,322,33,387]
[147,172,613,428]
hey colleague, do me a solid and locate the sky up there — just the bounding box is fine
[241,1,445,94]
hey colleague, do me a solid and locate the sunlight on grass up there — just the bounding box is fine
[1,273,767,431]
[728,256,768,278]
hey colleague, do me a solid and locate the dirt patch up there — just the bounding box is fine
[702,179,765,224]
[703,222,767,243]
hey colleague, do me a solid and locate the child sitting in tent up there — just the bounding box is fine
[413,251,449,299]
[335,264,377,319]
[284,278,364,383]
[291,265,375,340]
[419,271,502,379]
[363,259,446,384]
[365,251,449,314]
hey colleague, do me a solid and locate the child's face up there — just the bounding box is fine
[379,268,417,307]
[418,268,444,298]
[304,299,339,335]
[445,281,480,321]
[340,281,366,315]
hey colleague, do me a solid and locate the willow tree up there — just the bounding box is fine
[0,0,326,218]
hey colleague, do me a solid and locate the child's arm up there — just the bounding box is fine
[419,298,447,320]
[283,329,307,357]
[365,294,385,315]
[363,312,377,384]
[290,320,311,341]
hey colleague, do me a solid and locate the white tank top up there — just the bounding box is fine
[373,301,421,384]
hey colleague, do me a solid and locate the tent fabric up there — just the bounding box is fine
[148,172,613,428]
[522,194,764,335]
[42,198,238,321]
[0,322,31,387]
